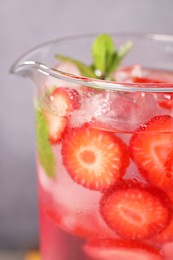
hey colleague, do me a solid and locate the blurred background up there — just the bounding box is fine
[1,0,173,256]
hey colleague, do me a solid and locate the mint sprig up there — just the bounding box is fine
[109,41,133,73]
[36,110,55,178]
[92,34,133,79]
[55,54,96,78]
[55,34,133,80]
[91,34,115,79]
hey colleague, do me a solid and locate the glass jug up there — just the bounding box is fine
[11,33,173,260]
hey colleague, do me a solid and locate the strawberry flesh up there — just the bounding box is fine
[49,87,80,117]
[130,115,173,190]
[154,191,173,243]
[84,238,163,260]
[100,180,171,240]
[43,111,67,144]
[43,87,81,143]
[61,124,129,191]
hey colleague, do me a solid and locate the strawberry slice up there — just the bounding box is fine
[61,124,129,191]
[44,87,80,143]
[43,111,67,144]
[100,180,171,240]
[49,87,80,117]
[130,115,173,190]
[84,239,163,260]
[154,191,173,243]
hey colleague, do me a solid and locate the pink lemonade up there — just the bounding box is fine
[11,33,173,260]
[36,65,173,260]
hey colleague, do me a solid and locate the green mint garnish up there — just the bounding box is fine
[91,34,115,79]
[35,110,55,178]
[55,34,133,80]
[55,54,96,78]
[92,34,133,79]
[109,41,133,72]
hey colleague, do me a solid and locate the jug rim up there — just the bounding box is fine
[11,32,173,93]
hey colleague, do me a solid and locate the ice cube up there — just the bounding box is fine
[71,86,160,132]
[38,145,101,213]
[53,147,101,211]
[70,91,111,127]
[113,64,143,82]
[93,91,159,132]
[40,145,115,238]
[39,141,117,239]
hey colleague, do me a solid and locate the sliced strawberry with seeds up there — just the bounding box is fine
[43,111,67,144]
[49,87,80,117]
[43,87,80,143]
[100,180,171,240]
[61,124,129,191]
[154,214,173,244]
[84,239,163,260]
[154,191,173,243]
[130,115,173,190]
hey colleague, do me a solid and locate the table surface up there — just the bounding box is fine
[0,252,24,260]
[0,251,40,260]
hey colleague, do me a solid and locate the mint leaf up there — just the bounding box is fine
[92,34,133,79]
[55,34,133,80]
[35,110,55,178]
[110,41,133,72]
[92,34,115,78]
[55,54,96,78]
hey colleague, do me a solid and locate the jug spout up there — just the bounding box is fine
[10,60,50,78]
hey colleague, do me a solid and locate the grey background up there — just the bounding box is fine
[1,0,173,250]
